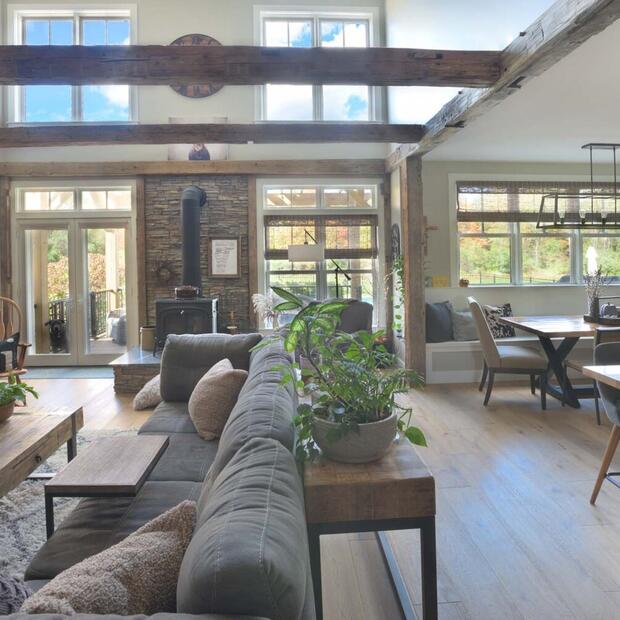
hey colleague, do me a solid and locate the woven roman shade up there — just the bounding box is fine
[264,213,378,260]
[457,180,617,223]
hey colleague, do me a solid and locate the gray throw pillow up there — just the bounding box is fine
[451,309,478,341]
[425,301,454,343]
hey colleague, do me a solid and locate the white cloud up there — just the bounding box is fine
[94,85,129,108]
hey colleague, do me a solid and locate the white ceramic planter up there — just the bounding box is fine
[312,412,398,463]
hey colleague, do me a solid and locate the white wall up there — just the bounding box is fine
[0,0,387,162]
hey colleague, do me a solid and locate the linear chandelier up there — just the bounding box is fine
[537,143,620,230]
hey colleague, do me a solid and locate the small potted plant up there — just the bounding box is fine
[264,287,426,463]
[0,376,39,422]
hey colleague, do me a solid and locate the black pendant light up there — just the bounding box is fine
[536,143,620,229]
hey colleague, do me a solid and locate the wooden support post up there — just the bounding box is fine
[400,157,426,377]
[382,176,394,343]
[247,176,259,330]
[0,177,11,299]
[135,176,147,329]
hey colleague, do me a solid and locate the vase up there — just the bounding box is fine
[312,412,398,464]
[0,400,15,423]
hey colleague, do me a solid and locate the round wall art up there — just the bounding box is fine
[169,33,224,98]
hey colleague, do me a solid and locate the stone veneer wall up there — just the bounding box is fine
[144,175,251,331]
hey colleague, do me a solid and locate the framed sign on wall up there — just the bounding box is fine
[209,237,240,278]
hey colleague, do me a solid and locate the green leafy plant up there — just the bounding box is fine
[259,287,426,461]
[386,255,405,336]
[0,375,39,407]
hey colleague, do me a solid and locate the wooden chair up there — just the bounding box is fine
[0,296,30,381]
[563,327,620,425]
[590,341,620,504]
[468,297,548,408]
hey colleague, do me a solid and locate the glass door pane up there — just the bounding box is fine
[24,228,72,357]
[84,227,127,356]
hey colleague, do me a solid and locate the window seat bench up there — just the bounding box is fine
[426,335,596,385]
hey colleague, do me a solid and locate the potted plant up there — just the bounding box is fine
[0,376,39,422]
[265,287,426,463]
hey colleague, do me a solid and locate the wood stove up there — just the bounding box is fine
[154,185,219,351]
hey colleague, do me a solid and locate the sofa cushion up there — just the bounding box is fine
[159,334,262,402]
[21,501,196,616]
[145,434,219,483]
[177,438,312,620]
[425,301,454,343]
[188,359,248,440]
[25,482,201,581]
[202,341,297,492]
[451,309,478,341]
[133,374,162,411]
[138,402,197,435]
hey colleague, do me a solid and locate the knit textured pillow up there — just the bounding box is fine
[133,374,162,410]
[20,500,196,616]
[188,358,248,440]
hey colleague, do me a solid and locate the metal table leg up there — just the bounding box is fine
[539,336,581,407]
[45,493,54,539]
[308,525,323,620]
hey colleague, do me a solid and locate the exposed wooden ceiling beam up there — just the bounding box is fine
[0,45,500,87]
[0,123,425,148]
[0,159,386,178]
[386,0,620,171]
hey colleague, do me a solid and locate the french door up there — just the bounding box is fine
[14,217,137,366]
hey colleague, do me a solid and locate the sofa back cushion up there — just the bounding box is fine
[200,339,297,493]
[177,437,312,620]
[159,333,261,402]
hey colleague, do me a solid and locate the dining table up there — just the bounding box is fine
[582,364,620,390]
[499,315,602,408]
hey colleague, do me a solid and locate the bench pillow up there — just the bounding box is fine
[425,301,454,343]
[451,309,478,341]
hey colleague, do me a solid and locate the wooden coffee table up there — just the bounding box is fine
[304,441,437,620]
[44,435,169,538]
[0,406,84,498]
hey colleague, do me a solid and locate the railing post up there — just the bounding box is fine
[89,292,97,339]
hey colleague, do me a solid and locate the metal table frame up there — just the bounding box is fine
[308,515,438,620]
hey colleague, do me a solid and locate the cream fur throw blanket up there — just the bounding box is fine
[21,500,196,615]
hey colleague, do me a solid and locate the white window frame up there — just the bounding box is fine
[449,173,620,287]
[6,4,138,125]
[254,6,383,122]
[257,177,385,326]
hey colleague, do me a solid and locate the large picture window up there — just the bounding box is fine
[259,11,378,121]
[457,180,620,285]
[260,183,380,315]
[12,9,133,123]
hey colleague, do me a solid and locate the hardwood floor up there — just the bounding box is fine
[26,377,620,619]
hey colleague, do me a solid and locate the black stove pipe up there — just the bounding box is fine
[181,186,207,292]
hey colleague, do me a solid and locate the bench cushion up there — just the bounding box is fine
[25,482,201,581]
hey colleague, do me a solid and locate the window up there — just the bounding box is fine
[456,180,620,285]
[18,186,132,212]
[260,183,380,320]
[260,12,377,121]
[13,10,133,123]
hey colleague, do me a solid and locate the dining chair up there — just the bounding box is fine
[563,327,620,425]
[590,341,620,505]
[468,297,548,408]
[0,296,30,382]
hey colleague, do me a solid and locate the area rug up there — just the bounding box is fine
[25,367,114,379]
[0,427,137,578]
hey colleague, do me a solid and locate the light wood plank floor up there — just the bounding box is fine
[26,378,620,619]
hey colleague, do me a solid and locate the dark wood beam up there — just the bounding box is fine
[0,123,425,148]
[386,0,620,170]
[0,159,385,178]
[0,45,500,87]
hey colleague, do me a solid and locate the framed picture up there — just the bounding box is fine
[209,237,240,278]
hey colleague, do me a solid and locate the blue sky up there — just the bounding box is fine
[23,19,130,122]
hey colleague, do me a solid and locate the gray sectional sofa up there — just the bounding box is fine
[12,333,316,620]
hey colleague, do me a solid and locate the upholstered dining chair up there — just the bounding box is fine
[468,297,548,408]
[590,341,620,505]
[0,296,30,381]
[563,327,620,425]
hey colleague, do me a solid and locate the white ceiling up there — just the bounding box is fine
[425,18,620,163]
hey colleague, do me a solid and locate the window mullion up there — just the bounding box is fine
[513,222,521,285]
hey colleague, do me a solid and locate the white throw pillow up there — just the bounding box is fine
[133,374,162,411]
